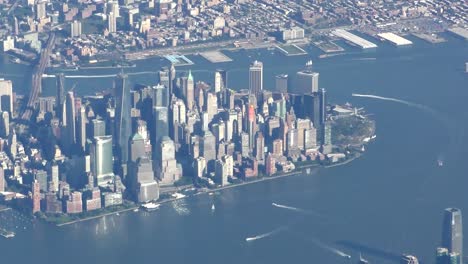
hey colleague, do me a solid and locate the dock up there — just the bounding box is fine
[164,55,194,66]
[312,40,345,53]
[377,32,413,46]
[275,44,308,56]
[199,51,232,63]
[447,27,468,41]
[332,29,377,49]
[412,33,446,44]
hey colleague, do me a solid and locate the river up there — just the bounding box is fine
[0,33,467,264]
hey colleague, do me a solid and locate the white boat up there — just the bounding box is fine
[171,193,186,199]
[141,202,160,211]
[211,204,215,212]
[438,159,444,167]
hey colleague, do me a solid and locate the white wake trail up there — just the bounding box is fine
[351,93,432,111]
[290,231,351,258]
[245,225,289,242]
[272,203,325,218]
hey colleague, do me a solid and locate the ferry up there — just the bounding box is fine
[141,202,160,211]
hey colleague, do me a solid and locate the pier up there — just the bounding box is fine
[200,51,232,63]
[332,29,377,49]
[377,32,413,46]
[447,27,468,41]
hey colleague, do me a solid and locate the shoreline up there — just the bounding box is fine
[54,154,361,227]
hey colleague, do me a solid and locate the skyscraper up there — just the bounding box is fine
[214,69,227,93]
[90,135,115,187]
[70,20,82,38]
[0,167,4,192]
[91,118,106,138]
[0,111,9,138]
[249,61,263,97]
[114,73,132,167]
[77,106,86,151]
[153,106,169,144]
[56,74,65,119]
[132,156,159,202]
[108,12,117,33]
[295,70,319,94]
[319,88,327,125]
[185,70,194,110]
[156,137,182,186]
[0,79,13,114]
[32,180,41,213]
[275,74,289,93]
[64,91,76,149]
[442,208,463,262]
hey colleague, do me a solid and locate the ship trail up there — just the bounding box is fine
[290,231,351,258]
[272,203,326,218]
[245,225,289,242]
[351,93,434,113]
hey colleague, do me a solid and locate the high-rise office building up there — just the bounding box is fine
[442,208,463,262]
[319,88,327,125]
[201,131,217,163]
[0,111,9,138]
[132,156,159,202]
[295,70,319,94]
[254,132,265,164]
[153,106,169,144]
[32,180,41,213]
[108,12,117,33]
[275,74,289,93]
[77,106,86,151]
[156,137,182,186]
[206,92,218,123]
[90,136,115,187]
[91,118,106,138]
[107,1,120,17]
[214,69,227,93]
[35,0,47,19]
[114,73,132,166]
[185,70,194,110]
[129,132,145,163]
[249,61,263,97]
[0,167,4,192]
[64,91,76,149]
[152,84,168,107]
[56,74,65,119]
[70,20,82,38]
[0,79,13,114]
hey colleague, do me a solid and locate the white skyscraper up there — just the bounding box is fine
[70,20,82,38]
[108,12,117,33]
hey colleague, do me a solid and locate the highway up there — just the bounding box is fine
[21,33,55,121]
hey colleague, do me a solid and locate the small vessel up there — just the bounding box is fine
[171,193,186,199]
[361,145,366,152]
[141,202,160,211]
[245,237,255,242]
[0,229,15,239]
[211,204,215,212]
[133,208,139,212]
[306,168,311,174]
[438,159,444,167]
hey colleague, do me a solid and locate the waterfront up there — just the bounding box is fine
[0,34,467,264]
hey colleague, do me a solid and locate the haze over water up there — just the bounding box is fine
[0,34,467,264]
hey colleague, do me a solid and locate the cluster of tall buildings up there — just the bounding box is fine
[0,59,334,215]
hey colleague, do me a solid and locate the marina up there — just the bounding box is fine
[199,51,233,63]
[332,29,378,49]
[377,32,413,46]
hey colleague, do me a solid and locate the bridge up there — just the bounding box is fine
[21,33,55,121]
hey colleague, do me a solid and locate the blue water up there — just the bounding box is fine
[0,34,467,264]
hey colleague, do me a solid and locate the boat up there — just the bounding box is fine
[361,145,366,152]
[438,159,444,167]
[141,202,160,211]
[0,229,15,239]
[211,204,215,212]
[306,168,311,174]
[171,193,186,199]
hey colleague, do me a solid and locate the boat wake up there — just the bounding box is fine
[351,93,433,112]
[290,231,351,258]
[272,203,325,218]
[245,225,289,242]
